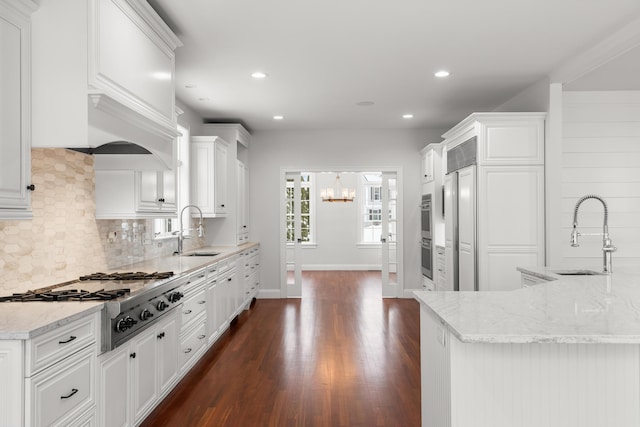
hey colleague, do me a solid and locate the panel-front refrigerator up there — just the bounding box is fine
[444,137,477,292]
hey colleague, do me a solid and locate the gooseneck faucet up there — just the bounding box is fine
[570,194,616,274]
[176,204,204,255]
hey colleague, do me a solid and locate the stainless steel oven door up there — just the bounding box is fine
[421,238,433,279]
[421,194,432,239]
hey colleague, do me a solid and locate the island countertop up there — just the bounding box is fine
[414,270,640,344]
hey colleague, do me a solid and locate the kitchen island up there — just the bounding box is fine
[415,271,640,427]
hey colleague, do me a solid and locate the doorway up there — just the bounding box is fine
[280,168,402,298]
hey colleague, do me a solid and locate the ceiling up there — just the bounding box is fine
[148,0,640,132]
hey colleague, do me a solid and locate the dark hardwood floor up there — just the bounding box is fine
[141,271,421,427]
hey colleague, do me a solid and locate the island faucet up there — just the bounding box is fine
[176,204,204,255]
[570,194,616,274]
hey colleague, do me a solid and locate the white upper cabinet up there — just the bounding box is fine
[31,0,182,169]
[421,149,434,183]
[237,161,249,244]
[136,170,177,213]
[0,0,38,219]
[191,137,229,217]
[95,168,177,219]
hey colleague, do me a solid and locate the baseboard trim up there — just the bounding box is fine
[257,289,282,299]
[296,264,382,271]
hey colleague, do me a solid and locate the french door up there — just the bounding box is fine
[280,169,402,298]
[381,172,398,297]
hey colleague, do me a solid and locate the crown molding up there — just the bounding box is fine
[550,15,640,85]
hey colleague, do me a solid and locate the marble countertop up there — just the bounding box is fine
[0,242,259,340]
[415,268,640,344]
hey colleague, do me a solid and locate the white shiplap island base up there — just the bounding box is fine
[415,272,640,427]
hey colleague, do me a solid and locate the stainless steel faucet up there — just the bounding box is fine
[570,194,616,274]
[176,204,204,255]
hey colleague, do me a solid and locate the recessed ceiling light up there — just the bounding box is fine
[198,97,210,101]
[402,114,414,119]
[251,71,268,79]
[185,84,197,89]
[434,70,450,78]
[273,115,284,120]
[356,101,375,107]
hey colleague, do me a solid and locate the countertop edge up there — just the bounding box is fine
[0,303,103,340]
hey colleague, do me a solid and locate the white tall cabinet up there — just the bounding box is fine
[191,136,229,217]
[443,113,545,292]
[0,0,37,219]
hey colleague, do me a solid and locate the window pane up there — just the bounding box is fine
[301,200,310,214]
[301,187,310,200]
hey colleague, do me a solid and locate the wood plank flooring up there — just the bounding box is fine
[141,271,421,427]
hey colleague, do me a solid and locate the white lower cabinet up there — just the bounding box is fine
[179,320,207,374]
[26,346,96,427]
[98,309,178,427]
[0,312,100,427]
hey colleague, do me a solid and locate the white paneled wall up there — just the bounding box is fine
[561,91,640,270]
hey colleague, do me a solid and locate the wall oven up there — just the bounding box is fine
[421,238,433,279]
[421,194,432,239]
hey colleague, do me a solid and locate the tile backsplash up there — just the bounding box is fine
[0,148,203,295]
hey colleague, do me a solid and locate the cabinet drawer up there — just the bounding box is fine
[26,312,98,376]
[206,262,219,278]
[26,347,95,427]
[67,407,96,427]
[179,321,207,371]
[181,288,207,329]
[183,270,208,294]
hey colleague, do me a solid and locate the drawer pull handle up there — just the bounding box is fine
[60,388,78,399]
[184,348,192,354]
[198,300,206,304]
[198,274,205,279]
[197,334,206,340]
[227,278,232,282]
[157,332,165,339]
[130,352,136,359]
[59,336,77,344]
[184,309,192,315]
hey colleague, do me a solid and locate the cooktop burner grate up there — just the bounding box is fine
[0,288,130,302]
[79,271,174,281]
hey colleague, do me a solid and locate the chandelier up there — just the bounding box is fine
[320,173,355,202]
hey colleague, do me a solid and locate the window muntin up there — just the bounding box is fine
[286,173,313,243]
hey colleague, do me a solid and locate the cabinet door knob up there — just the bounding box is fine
[130,352,136,359]
[158,198,165,203]
[26,184,35,191]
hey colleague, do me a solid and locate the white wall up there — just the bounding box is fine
[493,77,551,113]
[557,91,640,271]
[289,172,381,270]
[249,128,444,296]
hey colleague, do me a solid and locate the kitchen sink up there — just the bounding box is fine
[550,269,604,276]
[183,252,220,257]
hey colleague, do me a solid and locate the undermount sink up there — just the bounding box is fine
[551,269,605,276]
[183,252,220,257]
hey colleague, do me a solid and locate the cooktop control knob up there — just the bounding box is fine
[156,301,168,311]
[140,309,154,321]
[168,292,183,303]
[115,316,137,332]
